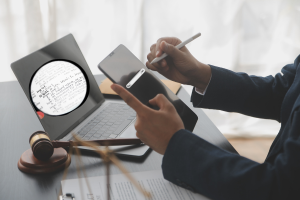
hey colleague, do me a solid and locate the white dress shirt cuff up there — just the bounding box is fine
[194,75,212,96]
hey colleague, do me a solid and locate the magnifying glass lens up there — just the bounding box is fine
[30,61,87,116]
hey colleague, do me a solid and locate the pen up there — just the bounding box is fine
[150,32,201,64]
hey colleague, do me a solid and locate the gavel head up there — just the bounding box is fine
[29,131,54,161]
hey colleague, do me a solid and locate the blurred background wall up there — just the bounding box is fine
[1,0,300,137]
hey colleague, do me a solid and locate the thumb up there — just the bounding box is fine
[160,41,184,59]
[149,94,173,111]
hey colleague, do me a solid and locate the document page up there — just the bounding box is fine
[62,170,210,200]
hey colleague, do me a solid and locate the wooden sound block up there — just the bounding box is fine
[18,148,71,174]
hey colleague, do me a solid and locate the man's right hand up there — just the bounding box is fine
[146,37,211,93]
[111,84,184,155]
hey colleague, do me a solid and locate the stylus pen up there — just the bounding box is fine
[150,32,201,64]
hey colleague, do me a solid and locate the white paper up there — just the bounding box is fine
[31,60,87,116]
[61,170,210,200]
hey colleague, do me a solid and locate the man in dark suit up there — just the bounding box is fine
[111,36,300,200]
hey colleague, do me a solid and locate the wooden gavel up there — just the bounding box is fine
[29,131,142,161]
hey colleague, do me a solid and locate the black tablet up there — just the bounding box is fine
[98,44,198,131]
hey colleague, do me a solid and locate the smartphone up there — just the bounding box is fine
[98,44,198,131]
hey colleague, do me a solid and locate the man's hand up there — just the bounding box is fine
[146,37,211,92]
[111,84,184,155]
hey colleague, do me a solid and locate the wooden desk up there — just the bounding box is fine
[0,74,236,199]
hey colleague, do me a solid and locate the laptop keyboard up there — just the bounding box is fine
[74,103,136,140]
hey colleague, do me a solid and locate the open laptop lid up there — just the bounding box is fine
[11,34,105,140]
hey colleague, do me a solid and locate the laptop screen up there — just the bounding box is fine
[11,34,105,140]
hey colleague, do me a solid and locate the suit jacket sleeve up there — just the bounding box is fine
[191,60,298,121]
[162,125,300,200]
[161,56,300,199]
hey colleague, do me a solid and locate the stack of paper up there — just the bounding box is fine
[61,170,210,200]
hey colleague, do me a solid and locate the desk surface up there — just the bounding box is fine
[0,74,236,199]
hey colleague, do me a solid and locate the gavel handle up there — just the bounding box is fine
[52,138,143,148]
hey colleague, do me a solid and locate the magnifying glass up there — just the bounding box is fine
[30,60,88,117]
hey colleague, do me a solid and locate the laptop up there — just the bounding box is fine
[11,34,149,157]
